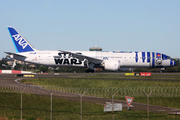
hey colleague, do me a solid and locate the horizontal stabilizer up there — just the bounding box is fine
[5,52,27,58]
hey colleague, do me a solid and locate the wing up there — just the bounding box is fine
[58,50,103,64]
[5,52,27,58]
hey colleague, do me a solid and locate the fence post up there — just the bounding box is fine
[51,93,52,120]
[45,88,55,120]
[21,91,22,120]
[18,87,25,120]
[77,91,86,120]
[108,90,119,120]
[143,91,152,120]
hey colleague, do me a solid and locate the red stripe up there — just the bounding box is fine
[12,70,21,74]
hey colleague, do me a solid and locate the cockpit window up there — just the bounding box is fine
[162,54,171,60]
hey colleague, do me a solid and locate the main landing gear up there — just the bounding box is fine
[86,68,95,73]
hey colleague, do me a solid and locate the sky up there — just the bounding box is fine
[0,0,180,58]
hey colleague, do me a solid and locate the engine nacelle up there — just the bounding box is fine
[104,60,120,71]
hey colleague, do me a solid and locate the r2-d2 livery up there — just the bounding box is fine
[5,27,176,71]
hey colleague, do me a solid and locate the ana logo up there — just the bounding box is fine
[29,52,36,54]
[103,57,108,60]
[12,34,28,49]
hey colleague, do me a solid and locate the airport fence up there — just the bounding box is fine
[0,84,180,120]
[0,84,180,97]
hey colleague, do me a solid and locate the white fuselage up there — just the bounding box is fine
[13,50,174,69]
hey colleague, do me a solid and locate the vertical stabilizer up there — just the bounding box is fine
[7,27,35,53]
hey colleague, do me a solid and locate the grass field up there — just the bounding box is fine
[0,92,177,120]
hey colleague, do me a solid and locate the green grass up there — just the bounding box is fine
[20,75,180,109]
[130,96,180,109]
[21,77,180,88]
[0,93,176,120]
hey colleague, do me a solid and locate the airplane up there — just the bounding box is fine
[5,26,176,71]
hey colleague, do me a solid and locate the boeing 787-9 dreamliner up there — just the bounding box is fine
[5,27,176,71]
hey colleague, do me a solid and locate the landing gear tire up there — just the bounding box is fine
[86,69,94,73]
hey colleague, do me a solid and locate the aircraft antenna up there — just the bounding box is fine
[98,39,99,47]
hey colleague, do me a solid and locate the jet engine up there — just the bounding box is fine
[103,60,120,71]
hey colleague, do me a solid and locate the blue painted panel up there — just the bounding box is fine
[162,54,169,60]
[142,52,145,62]
[135,52,138,62]
[170,59,173,66]
[152,52,155,67]
[147,52,150,62]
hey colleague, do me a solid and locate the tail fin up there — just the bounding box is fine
[7,26,35,53]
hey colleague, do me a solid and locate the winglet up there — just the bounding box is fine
[7,26,35,53]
